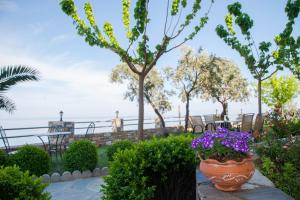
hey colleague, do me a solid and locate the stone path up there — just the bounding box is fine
[46,177,104,200]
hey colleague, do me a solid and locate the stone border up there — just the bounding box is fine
[41,167,109,183]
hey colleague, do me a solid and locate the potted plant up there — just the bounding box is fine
[192,128,254,191]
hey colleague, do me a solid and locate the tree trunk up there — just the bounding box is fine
[258,78,262,116]
[144,94,166,129]
[184,95,190,133]
[220,102,228,120]
[138,75,145,140]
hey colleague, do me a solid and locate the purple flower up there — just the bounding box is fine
[191,128,251,153]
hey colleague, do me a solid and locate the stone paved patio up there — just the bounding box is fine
[46,177,104,200]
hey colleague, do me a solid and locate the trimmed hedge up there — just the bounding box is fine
[0,149,8,166]
[63,140,98,172]
[0,165,51,200]
[101,135,196,200]
[11,145,50,176]
[106,140,134,161]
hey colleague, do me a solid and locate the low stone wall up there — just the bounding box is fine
[71,126,182,146]
[41,167,109,183]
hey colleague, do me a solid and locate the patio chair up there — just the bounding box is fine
[48,125,67,158]
[85,122,95,137]
[203,114,216,131]
[0,126,17,154]
[240,113,255,132]
[253,114,264,139]
[188,116,205,134]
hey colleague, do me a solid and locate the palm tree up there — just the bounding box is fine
[0,65,40,113]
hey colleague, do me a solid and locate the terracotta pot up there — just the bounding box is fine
[200,155,255,191]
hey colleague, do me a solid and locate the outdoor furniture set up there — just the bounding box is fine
[189,113,264,134]
[0,122,96,158]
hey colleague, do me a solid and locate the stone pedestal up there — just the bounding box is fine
[112,118,123,132]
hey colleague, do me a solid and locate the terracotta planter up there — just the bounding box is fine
[200,155,255,191]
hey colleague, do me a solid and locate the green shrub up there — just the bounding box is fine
[63,140,98,172]
[0,149,8,166]
[101,135,196,200]
[106,140,134,161]
[0,165,51,200]
[256,139,300,199]
[11,145,50,176]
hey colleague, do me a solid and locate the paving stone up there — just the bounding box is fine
[46,177,104,200]
[101,167,109,176]
[72,170,82,179]
[51,173,61,183]
[247,169,274,187]
[61,171,73,182]
[41,174,50,183]
[82,170,92,178]
[92,168,101,177]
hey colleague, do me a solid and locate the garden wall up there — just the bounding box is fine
[71,127,182,146]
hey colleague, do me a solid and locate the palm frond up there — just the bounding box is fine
[0,95,16,113]
[0,65,40,92]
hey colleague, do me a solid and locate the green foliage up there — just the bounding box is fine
[273,0,300,79]
[10,145,50,176]
[265,109,300,138]
[0,165,51,200]
[256,139,300,199]
[106,140,134,161]
[0,149,8,166]
[216,2,277,81]
[0,65,39,113]
[261,75,299,109]
[101,135,196,200]
[63,140,98,172]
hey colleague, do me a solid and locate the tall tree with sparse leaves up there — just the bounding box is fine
[0,65,39,113]
[60,0,214,139]
[216,2,283,116]
[111,63,173,129]
[273,0,300,79]
[165,46,215,132]
[200,58,249,119]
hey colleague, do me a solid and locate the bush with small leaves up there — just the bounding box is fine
[11,145,50,176]
[256,139,300,199]
[106,140,134,161]
[0,149,8,166]
[0,165,51,200]
[63,140,98,172]
[101,135,196,200]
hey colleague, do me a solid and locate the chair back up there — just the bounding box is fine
[253,114,264,133]
[0,126,10,153]
[48,125,66,146]
[241,113,254,132]
[85,122,95,137]
[203,114,216,124]
[189,116,204,133]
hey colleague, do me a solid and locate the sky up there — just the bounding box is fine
[0,0,299,127]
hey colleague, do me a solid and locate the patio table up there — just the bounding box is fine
[214,120,241,129]
[3,132,71,155]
